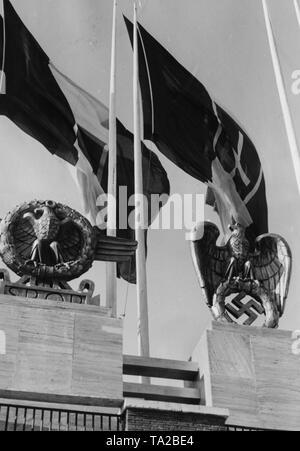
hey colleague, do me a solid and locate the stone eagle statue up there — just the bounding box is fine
[190,221,292,328]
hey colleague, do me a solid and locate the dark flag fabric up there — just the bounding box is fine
[124,18,268,240]
[0,0,170,283]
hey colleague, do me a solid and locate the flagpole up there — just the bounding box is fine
[0,0,6,95]
[106,0,118,317]
[262,0,300,196]
[133,2,150,366]
[294,0,300,29]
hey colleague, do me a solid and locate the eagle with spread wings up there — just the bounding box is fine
[0,200,137,282]
[190,221,292,328]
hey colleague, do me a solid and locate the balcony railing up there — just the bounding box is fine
[0,401,124,431]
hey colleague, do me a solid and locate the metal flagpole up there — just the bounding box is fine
[0,0,6,95]
[133,1,150,367]
[106,0,118,317]
[262,0,300,196]
[293,0,300,29]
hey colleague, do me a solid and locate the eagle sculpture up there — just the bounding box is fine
[190,221,292,328]
[0,200,137,282]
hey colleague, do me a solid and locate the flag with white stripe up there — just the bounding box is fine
[125,18,268,240]
[0,0,170,283]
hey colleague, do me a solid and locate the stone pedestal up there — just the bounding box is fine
[192,321,300,431]
[0,294,123,408]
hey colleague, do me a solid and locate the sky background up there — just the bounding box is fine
[1,0,300,360]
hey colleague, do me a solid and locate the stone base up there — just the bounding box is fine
[0,294,123,407]
[123,399,229,431]
[192,321,300,431]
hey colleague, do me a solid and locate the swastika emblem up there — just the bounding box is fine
[225,292,265,326]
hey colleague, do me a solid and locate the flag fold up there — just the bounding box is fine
[124,17,268,240]
[0,0,170,283]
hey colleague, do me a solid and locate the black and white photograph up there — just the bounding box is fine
[0,0,299,433]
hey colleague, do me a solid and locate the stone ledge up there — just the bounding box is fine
[123,399,229,431]
[123,397,229,418]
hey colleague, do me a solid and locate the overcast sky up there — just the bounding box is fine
[1,0,300,360]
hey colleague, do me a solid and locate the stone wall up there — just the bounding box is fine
[123,400,229,431]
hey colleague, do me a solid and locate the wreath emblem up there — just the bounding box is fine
[0,200,96,281]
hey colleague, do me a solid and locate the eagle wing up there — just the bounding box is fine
[56,222,83,262]
[94,228,138,262]
[12,216,37,261]
[252,234,292,317]
[190,221,230,307]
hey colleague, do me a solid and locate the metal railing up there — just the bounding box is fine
[0,402,281,431]
[0,403,125,431]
